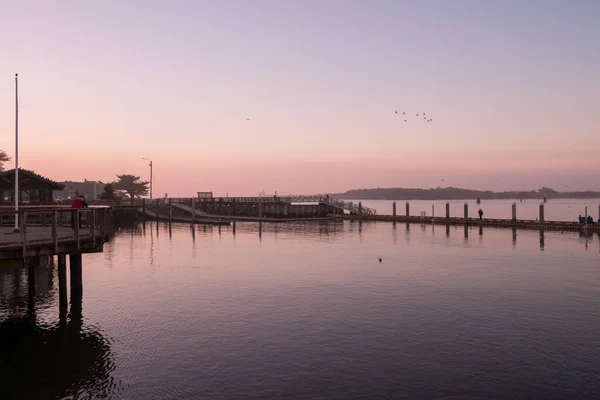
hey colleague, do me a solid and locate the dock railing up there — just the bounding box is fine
[0,207,111,254]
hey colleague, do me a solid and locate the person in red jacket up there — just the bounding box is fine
[71,195,88,229]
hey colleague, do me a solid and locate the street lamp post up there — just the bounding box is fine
[14,73,20,233]
[142,158,153,199]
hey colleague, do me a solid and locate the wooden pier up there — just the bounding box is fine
[0,207,111,261]
[344,214,600,232]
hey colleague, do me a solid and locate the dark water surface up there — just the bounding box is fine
[2,221,600,399]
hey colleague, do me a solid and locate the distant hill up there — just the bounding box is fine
[332,187,600,201]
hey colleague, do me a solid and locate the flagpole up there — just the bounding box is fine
[14,73,20,233]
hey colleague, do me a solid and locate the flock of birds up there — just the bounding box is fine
[394,110,433,123]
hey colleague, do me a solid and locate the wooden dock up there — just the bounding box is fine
[0,207,110,261]
[344,214,600,232]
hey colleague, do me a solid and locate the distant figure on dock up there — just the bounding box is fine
[478,209,483,220]
[579,215,585,224]
[586,216,594,224]
[71,195,88,229]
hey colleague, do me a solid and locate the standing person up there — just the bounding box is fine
[71,195,88,229]
[478,208,483,220]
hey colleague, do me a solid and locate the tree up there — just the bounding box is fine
[100,183,117,200]
[113,174,149,199]
[0,150,10,172]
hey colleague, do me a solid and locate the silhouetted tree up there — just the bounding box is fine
[0,150,10,171]
[100,184,117,200]
[113,174,149,199]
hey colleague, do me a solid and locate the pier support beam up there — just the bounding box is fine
[69,254,83,303]
[28,257,38,317]
[512,202,517,221]
[464,203,468,219]
[58,254,67,322]
[358,202,363,216]
[393,201,396,217]
[169,199,173,222]
[258,201,263,219]
[446,202,450,219]
[142,199,146,219]
[432,205,435,218]
[406,202,410,217]
[539,203,545,222]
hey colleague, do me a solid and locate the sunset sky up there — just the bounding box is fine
[1,0,598,196]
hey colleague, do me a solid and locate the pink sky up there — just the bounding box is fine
[1,1,599,196]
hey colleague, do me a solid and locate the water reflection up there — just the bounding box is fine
[0,261,122,399]
[540,230,546,251]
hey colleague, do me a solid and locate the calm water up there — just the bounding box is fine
[354,198,600,222]
[2,221,600,399]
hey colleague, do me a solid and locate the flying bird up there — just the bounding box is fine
[395,110,398,114]
[404,120,407,122]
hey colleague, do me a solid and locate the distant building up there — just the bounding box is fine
[55,179,105,200]
[0,168,65,204]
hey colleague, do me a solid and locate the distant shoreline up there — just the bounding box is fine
[331,187,600,201]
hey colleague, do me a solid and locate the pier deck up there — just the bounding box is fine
[345,214,600,232]
[0,207,110,261]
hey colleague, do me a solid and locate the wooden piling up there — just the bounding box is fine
[169,199,173,222]
[75,211,80,250]
[446,202,450,219]
[539,203,545,222]
[464,203,468,219]
[58,254,67,321]
[191,197,196,222]
[512,203,517,221]
[52,210,58,253]
[91,209,97,246]
[393,201,396,217]
[21,212,27,257]
[406,201,410,217]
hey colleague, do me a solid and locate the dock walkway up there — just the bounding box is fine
[346,214,600,232]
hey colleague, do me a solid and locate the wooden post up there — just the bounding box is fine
[69,253,83,306]
[21,212,27,257]
[75,211,80,250]
[58,254,67,321]
[191,197,196,222]
[432,205,435,219]
[142,198,146,219]
[406,202,410,217]
[103,208,108,238]
[512,202,517,221]
[392,201,396,217]
[464,203,468,219]
[169,199,173,222]
[156,199,159,220]
[358,202,363,216]
[446,202,450,219]
[539,203,545,223]
[92,209,97,246]
[52,210,58,253]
